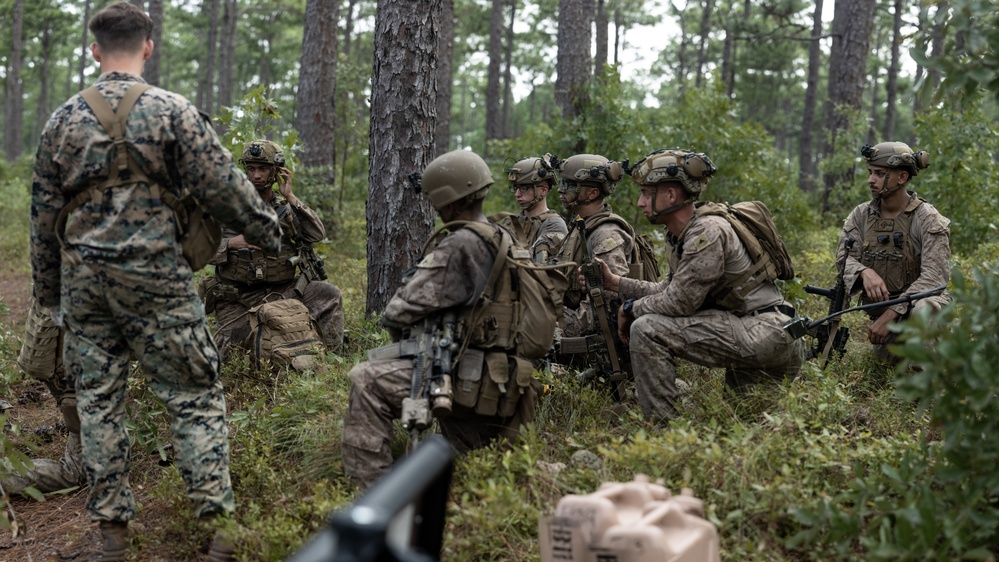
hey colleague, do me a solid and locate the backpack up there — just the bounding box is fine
[433,221,573,360]
[693,201,795,282]
[247,298,324,371]
[582,213,661,283]
[54,84,222,271]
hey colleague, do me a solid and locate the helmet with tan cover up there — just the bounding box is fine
[239,139,285,167]
[421,150,494,210]
[861,141,929,177]
[630,148,716,196]
[558,154,624,196]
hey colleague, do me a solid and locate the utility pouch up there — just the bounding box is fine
[198,276,220,314]
[476,352,509,416]
[499,356,533,418]
[18,300,63,381]
[455,348,485,409]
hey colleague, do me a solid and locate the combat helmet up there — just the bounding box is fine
[630,148,716,197]
[507,154,557,189]
[558,154,624,196]
[239,139,285,167]
[421,150,494,210]
[861,141,929,177]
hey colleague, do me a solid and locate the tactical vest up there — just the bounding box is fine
[558,208,658,309]
[493,210,565,263]
[860,197,923,299]
[217,201,301,285]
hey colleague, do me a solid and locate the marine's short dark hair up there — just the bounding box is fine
[89,2,154,55]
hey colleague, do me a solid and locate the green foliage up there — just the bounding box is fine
[911,0,999,102]
[215,85,301,170]
[789,264,999,559]
[0,155,33,274]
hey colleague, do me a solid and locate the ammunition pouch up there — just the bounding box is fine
[453,349,533,417]
[217,246,299,285]
[198,277,241,314]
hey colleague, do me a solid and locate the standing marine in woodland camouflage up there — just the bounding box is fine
[838,141,950,364]
[29,3,281,560]
[206,139,344,366]
[595,148,803,423]
[492,155,567,263]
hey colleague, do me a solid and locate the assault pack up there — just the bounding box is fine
[55,83,221,270]
[570,211,661,284]
[247,298,324,372]
[693,201,795,284]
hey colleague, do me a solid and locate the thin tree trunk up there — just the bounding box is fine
[675,1,690,94]
[485,0,504,150]
[867,26,884,145]
[258,15,277,90]
[197,0,220,113]
[613,6,621,66]
[343,0,357,58]
[501,0,515,139]
[35,27,53,144]
[556,0,593,134]
[695,0,714,88]
[595,0,608,76]
[296,0,339,170]
[144,0,163,86]
[4,0,25,160]
[79,0,91,90]
[720,7,733,98]
[366,0,440,316]
[884,0,902,139]
[434,0,454,155]
[217,0,237,111]
[338,0,359,208]
[798,0,823,192]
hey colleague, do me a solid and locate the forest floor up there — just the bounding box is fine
[0,269,189,562]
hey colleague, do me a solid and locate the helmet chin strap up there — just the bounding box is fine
[523,191,545,212]
[646,185,692,221]
[873,172,904,201]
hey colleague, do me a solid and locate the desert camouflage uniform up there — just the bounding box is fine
[0,298,85,495]
[210,195,344,362]
[30,71,281,523]
[838,192,951,362]
[494,209,568,263]
[555,204,634,337]
[619,215,804,422]
[342,225,537,488]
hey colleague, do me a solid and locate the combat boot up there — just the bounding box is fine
[99,521,129,561]
[200,514,238,562]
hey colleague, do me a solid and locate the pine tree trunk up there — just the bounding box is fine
[434,0,454,156]
[144,0,163,86]
[79,0,91,90]
[884,0,902,140]
[4,0,25,160]
[197,0,220,113]
[366,0,440,316]
[798,0,823,192]
[695,0,714,88]
[35,27,53,145]
[501,0,515,139]
[595,0,608,77]
[556,0,593,141]
[296,0,340,170]
[485,0,504,150]
[217,0,237,112]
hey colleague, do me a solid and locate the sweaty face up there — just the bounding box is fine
[244,163,276,191]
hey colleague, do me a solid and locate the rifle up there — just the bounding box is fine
[571,217,628,402]
[290,244,329,297]
[784,285,948,342]
[398,312,458,448]
[802,237,854,367]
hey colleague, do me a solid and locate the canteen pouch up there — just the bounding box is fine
[475,352,509,416]
[455,348,485,409]
[498,356,533,418]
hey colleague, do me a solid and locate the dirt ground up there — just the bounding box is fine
[0,270,196,561]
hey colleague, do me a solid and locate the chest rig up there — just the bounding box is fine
[217,201,301,285]
[860,197,923,298]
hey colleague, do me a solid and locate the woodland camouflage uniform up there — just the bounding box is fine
[209,173,344,363]
[619,149,803,423]
[342,150,539,488]
[30,69,281,527]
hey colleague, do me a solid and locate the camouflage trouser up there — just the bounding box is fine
[629,309,804,422]
[0,298,86,495]
[870,295,949,365]
[213,278,344,363]
[341,358,536,488]
[62,261,234,522]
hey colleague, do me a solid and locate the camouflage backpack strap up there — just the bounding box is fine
[56,83,153,248]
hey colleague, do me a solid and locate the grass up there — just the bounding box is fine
[0,160,993,560]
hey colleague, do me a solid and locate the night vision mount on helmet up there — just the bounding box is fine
[629,148,716,196]
[861,142,929,177]
[507,154,559,189]
[239,139,286,167]
[558,154,625,197]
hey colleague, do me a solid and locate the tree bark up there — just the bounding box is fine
[434,0,454,156]
[674,1,690,94]
[798,0,823,192]
[34,27,53,145]
[501,0,515,139]
[867,25,885,145]
[595,0,608,77]
[217,0,237,111]
[884,0,902,139]
[485,0,504,150]
[79,0,91,90]
[4,0,25,160]
[198,0,220,113]
[821,0,876,205]
[695,0,714,89]
[296,0,340,170]
[613,6,621,66]
[556,0,593,136]
[144,0,163,86]
[366,0,440,316]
